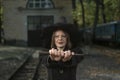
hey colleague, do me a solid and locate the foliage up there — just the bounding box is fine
[73,0,96,27]
[73,0,120,27]
[104,0,120,21]
[0,6,3,20]
[0,1,3,26]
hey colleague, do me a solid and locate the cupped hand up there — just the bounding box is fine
[49,48,74,62]
[49,48,62,61]
[62,50,74,62]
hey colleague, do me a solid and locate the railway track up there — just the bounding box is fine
[37,55,48,80]
[9,53,40,80]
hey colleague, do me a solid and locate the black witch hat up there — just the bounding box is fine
[42,23,81,49]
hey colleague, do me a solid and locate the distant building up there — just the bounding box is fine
[2,0,73,46]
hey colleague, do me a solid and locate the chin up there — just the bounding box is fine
[58,46,64,48]
[57,45,65,48]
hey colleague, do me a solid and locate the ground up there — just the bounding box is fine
[0,45,120,80]
[77,45,120,80]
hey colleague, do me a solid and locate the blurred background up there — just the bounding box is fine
[0,0,120,80]
[0,0,120,47]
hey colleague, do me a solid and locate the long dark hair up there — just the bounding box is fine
[51,30,72,50]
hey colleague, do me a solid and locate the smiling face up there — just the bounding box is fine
[51,29,72,50]
[54,30,67,50]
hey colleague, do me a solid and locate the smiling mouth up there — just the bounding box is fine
[58,42,63,44]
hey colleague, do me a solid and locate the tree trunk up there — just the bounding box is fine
[0,12,1,43]
[100,0,106,23]
[79,0,85,28]
[79,0,86,45]
[93,0,100,42]
[72,0,78,25]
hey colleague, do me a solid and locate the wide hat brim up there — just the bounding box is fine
[42,23,81,49]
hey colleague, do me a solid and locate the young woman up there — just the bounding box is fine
[41,23,84,80]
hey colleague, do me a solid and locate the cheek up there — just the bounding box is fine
[55,39,57,44]
[64,39,67,45]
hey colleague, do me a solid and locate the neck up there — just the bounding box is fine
[57,47,64,51]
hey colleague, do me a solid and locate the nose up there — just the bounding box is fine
[58,36,62,40]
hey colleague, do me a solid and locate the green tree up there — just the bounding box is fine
[0,0,3,43]
[104,0,120,21]
[73,0,120,27]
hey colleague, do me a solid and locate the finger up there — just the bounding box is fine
[51,48,55,55]
[62,54,69,62]
[67,50,71,56]
[72,52,75,55]
[49,50,52,54]
[51,48,57,58]
[64,51,72,60]
[49,49,54,60]
[64,51,69,58]
[61,51,64,57]
[58,50,61,56]
[54,49,58,56]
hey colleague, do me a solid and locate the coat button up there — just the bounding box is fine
[59,69,64,74]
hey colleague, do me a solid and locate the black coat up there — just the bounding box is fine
[41,47,84,80]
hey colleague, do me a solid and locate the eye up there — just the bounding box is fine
[55,35,59,38]
[54,35,66,39]
[62,35,66,38]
